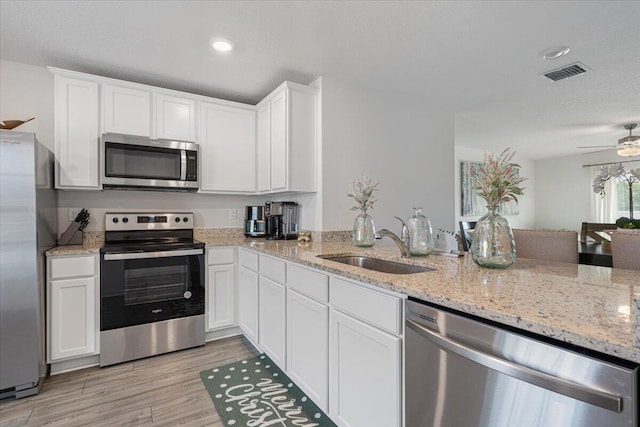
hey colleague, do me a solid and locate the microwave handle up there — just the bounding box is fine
[180,150,187,181]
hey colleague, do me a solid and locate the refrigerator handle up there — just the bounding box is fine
[406,318,622,413]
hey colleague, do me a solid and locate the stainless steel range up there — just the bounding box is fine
[99,212,205,367]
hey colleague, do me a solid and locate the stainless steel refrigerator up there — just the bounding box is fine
[0,131,57,398]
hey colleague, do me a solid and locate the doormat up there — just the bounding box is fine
[200,353,336,427]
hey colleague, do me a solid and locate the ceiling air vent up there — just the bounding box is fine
[541,62,590,82]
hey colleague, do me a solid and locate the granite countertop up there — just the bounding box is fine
[46,243,102,255]
[46,233,640,363]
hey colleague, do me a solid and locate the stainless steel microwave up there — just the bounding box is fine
[101,133,198,191]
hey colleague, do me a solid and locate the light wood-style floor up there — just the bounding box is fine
[0,336,257,427]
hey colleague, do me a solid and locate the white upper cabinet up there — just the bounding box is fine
[50,67,318,193]
[199,102,256,193]
[102,84,151,137]
[54,75,100,189]
[155,94,196,142]
[270,90,288,191]
[256,102,271,192]
[256,82,318,193]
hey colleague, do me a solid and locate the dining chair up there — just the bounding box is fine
[610,232,640,270]
[512,229,579,264]
[580,222,616,243]
[458,221,476,252]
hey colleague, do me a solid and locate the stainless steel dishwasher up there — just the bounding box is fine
[405,299,638,427]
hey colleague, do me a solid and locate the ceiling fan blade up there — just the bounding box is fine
[580,148,615,155]
[576,145,616,149]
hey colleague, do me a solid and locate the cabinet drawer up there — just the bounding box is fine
[287,264,328,303]
[50,255,96,280]
[260,255,286,284]
[330,277,401,335]
[207,247,235,265]
[238,249,258,271]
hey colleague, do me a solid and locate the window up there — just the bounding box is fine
[615,180,640,218]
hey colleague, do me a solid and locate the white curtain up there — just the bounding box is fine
[590,166,618,223]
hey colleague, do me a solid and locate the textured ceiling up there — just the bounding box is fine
[1,1,639,159]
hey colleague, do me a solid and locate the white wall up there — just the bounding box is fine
[455,146,536,230]
[320,77,455,234]
[57,190,269,233]
[0,60,54,151]
[535,150,640,232]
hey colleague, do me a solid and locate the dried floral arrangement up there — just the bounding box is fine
[347,172,380,214]
[472,148,527,209]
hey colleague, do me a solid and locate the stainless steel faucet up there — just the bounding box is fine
[375,216,411,257]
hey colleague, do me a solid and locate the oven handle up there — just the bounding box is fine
[103,248,203,261]
[406,318,622,413]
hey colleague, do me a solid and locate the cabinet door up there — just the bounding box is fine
[238,266,259,345]
[49,277,96,360]
[207,264,235,330]
[256,102,271,192]
[199,102,256,192]
[155,94,196,141]
[54,75,100,189]
[269,90,287,192]
[287,289,329,411]
[102,84,150,137]
[329,310,401,427]
[258,276,286,367]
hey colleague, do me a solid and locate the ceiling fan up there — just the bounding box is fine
[577,123,640,157]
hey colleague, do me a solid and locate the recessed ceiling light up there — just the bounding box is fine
[539,46,571,60]
[210,37,234,53]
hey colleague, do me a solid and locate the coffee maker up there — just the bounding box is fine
[244,205,266,237]
[265,201,299,240]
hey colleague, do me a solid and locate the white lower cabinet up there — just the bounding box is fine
[238,265,259,345]
[287,288,329,411]
[206,248,236,331]
[329,309,402,427]
[258,276,286,366]
[47,254,99,361]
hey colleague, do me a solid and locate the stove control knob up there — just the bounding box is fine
[183,217,189,223]
[175,217,181,223]
[112,217,119,223]
[122,217,129,223]
[183,291,192,299]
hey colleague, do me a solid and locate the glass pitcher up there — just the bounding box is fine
[406,207,434,256]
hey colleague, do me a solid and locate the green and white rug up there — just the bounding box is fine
[200,353,336,427]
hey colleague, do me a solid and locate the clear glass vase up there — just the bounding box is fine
[470,206,516,269]
[352,210,376,247]
[406,207,434,256]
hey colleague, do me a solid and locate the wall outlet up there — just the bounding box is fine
[229,208,238,220]
[68,208,81,221]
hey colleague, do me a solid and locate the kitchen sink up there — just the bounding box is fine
[318,255,433,274]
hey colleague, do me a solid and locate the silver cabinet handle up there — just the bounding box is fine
[103,248,203,261]
[406,318,622,413]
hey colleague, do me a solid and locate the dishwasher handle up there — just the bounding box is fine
[406,317,622,413]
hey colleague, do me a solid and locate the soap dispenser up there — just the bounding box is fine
[406,207,434,256]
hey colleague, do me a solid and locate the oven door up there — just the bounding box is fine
[100,248,205,331]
